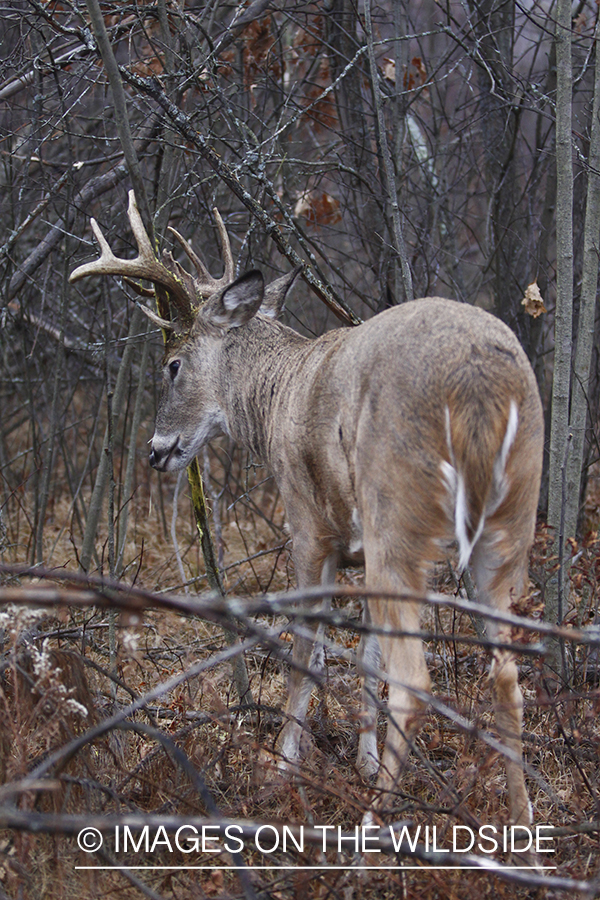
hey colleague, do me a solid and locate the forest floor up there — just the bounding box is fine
[0,451,599,900]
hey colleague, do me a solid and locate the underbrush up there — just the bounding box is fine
[0,438,599,898]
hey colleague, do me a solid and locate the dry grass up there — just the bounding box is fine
[1,436,600,899]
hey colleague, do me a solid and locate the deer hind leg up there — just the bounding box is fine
[362,551,431,799]
[356,609,381,779]
[471,536,532,827]
[277,550,337,769]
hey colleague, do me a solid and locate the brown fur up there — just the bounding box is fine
[149,276,543,826]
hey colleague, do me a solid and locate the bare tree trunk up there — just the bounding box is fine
[364,0,413,303]
[84,0,153,239]
[470,0,529,345]
[34,257,68,564]
[116,323,151,575]
[79,306,146,573]
[546,0,574,676]
[564,27,600,544]
[325,0,388,306]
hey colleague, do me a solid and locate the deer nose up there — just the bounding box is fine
[149,435,181,471]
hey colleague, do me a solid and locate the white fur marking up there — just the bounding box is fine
[362,810,375,831]
[499,401,518,473]
[279,728,302,764]
[349,507,363,554]
[440,459,457,494]
[442,405,501,571]
[455,472,480,571]
[459,506,485,570]
[443,406,477,566]
[186,408,229,462]
[444,406,454,463]
[489,400,519,517]
[357,630,381,776]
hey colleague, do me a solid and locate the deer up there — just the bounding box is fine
[70,192,544,828]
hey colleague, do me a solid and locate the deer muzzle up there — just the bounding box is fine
[149,435,182,471]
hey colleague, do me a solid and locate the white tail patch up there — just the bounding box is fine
[490,400,519,515]
[442,401,519,571]
[349,507,363,554]
[441,462,485,571]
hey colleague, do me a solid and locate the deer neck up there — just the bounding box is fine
[217,317,311,462]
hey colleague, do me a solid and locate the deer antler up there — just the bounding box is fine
[69,192,196,330]
[166,206,235,298]
[70,193,239,331]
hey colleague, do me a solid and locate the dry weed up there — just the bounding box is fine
[0,424,599,898]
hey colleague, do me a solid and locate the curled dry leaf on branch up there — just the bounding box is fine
[521,281,547,318]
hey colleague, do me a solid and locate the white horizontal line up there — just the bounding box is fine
[76,865,558,871]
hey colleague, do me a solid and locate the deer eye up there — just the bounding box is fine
[168,359,181,379]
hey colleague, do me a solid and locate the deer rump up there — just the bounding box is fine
[276,297,537,571]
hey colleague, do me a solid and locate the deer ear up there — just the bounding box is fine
[202,270,265,330]
[259,265,303,319]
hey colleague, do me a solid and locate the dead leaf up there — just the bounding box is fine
[293,191,341,227]
[382,58,396,83]
[521,280,546,318]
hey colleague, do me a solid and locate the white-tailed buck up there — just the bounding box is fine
[70,193,544,825]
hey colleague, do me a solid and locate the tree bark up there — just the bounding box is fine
[564,32,600,545]
[546,0,574,676]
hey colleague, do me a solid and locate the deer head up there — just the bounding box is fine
[69,190,239,334]
[69,192,302,470]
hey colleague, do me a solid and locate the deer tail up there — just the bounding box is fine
[440,399,519,570]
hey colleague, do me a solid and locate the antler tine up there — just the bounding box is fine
[122,276,175,331]
[211,207,235,284]
[166,207,235,299]
[122,277,155,298]
[167,227,212,283]
[69,191,195,325]
[162,248,201,303]
[125,188,155,265]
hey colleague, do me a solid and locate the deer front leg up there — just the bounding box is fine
[277,547,338,769]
